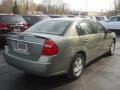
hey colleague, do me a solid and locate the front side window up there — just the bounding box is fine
[25,20,72,35]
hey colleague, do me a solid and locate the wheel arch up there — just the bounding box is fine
[67,50,86,79]
[76,50,86,65]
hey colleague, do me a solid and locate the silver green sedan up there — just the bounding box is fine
[4,18,116,80]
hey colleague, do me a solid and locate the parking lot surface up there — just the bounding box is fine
[0,36,120,90]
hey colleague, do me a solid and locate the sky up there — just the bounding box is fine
[34,0,114,12]
[65,0,114,11]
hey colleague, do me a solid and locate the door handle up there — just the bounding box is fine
[98,37,102,39]
[98,36,104,39]
[84,39,88,43]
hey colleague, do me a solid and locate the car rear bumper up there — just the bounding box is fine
[4,51,66,77]
[4,53,53,76]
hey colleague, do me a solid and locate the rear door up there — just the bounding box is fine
[76,20,99,62]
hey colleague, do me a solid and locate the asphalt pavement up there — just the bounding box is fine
[0,36,120,90]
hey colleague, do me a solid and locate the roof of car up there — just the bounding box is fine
[0,13,12,15]
[46,18,91,22]
[108,15,120,18]
[0,14,20,16]
[23,15,48,17]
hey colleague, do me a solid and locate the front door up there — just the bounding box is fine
[92,21,111,55]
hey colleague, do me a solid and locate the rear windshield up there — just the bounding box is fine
[23,16,40,24]
[23,16,49,24]
[25,20,72,35]
[0,15,25,23]
[96,17,104,21]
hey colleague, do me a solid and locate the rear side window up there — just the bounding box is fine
[25,20,72,35]
[81,22,94,34]
[76,21,95,35]
[0,15,25,23]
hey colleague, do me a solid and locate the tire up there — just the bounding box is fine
[107,40,115,56]
[24,72,38,78]
[0,36,6,48]
[67,54,85,80]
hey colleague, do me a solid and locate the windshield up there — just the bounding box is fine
[25,20,72,35]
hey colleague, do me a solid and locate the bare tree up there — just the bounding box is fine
[0,0,13,13]
[37,0,69,14]
[15,0,37,15]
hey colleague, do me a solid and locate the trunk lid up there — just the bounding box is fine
[7,32,47,61]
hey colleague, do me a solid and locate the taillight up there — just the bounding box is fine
[22,23,28,29]
[42,39,58,56]
[0,23,8,29]
[20,22,28,29]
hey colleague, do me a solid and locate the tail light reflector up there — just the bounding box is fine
[19,22,28,29]
[0,23,8,29]
[23,23,28,29]
[42,39,58,56]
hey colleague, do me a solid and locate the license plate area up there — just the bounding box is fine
[16,42,28,53]
[14,26,20,32]
[10,26,20,32]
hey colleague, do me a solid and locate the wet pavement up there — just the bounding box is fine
[0,37,120,90]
